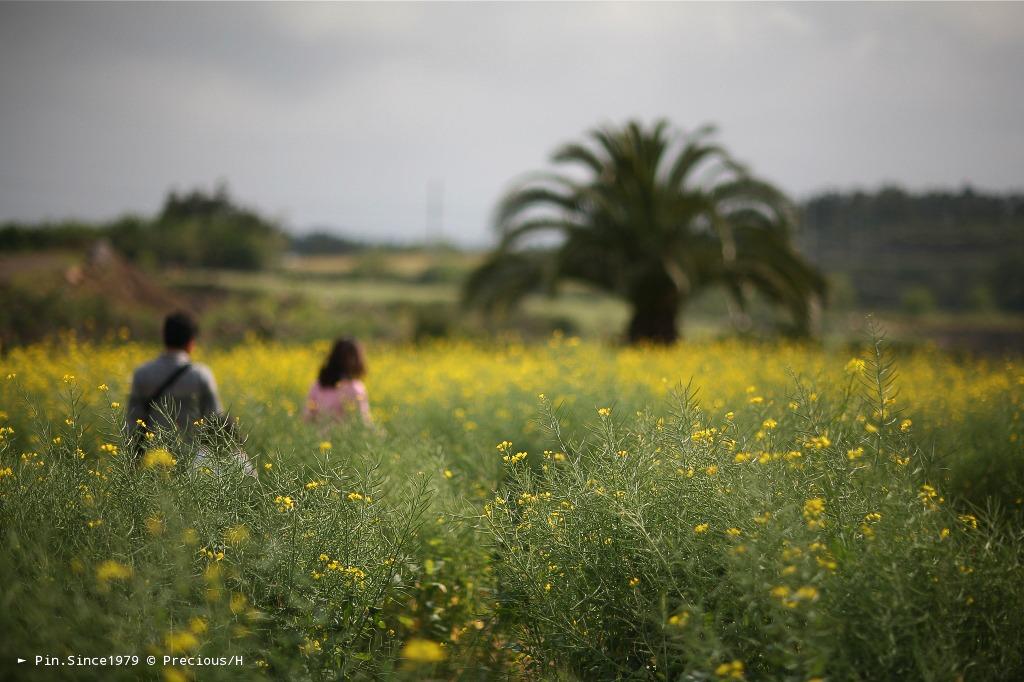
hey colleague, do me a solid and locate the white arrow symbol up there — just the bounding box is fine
[17,659,26,664]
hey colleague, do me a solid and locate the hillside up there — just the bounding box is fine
[0,242,185,348]
[799,186,1024,312]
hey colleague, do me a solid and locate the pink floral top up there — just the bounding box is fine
[304,380,372,425]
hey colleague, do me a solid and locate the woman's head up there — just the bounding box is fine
[318,338,366,387]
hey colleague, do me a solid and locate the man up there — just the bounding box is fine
[127,311,224,453]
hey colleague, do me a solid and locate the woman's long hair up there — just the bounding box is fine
[317,338,367,388]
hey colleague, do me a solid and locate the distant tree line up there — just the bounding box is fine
[288,231,367,255]
[798,186,1024,312]
[2,184,1022,315]
[0,185,287,270]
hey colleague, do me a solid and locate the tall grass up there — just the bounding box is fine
[0,333,1022,679]
[484,357,1024,678]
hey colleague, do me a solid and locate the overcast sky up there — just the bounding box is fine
[1,2,1022,245]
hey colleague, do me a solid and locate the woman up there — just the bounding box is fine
[304,338,372,426]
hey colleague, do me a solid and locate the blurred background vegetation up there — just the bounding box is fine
[1,180,1022,353]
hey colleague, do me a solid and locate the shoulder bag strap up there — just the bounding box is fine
[145,363,192,411]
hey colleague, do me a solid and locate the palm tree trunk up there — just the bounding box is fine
[626,292,682,344]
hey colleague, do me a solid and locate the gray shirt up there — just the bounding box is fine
[127,350,223,437]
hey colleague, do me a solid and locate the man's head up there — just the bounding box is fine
[163,311,198,352]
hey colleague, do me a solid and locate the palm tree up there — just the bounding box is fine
[464,120,826,344]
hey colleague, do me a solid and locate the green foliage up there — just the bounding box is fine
[289,231,368,256]
[0,221,102,250]
[801,186,1024,312]
[991,255,1024,312]
[0,391,436,680]
[143,187,286,270]
[900,285,937,317]
[483,354,1024,679]
[1,186,286,271]
[0,285,124,349]
[465,120,827,343]
[1,335,1022,679]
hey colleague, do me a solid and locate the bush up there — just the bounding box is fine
[900,286,937,317]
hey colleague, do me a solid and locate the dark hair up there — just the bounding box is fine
[163,311,198,349]
[318,338,366,387]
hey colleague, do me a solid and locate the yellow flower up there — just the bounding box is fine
[145,516,164,536]
[795,586,819,601]
[274,495,294,512]
[299,637,322,656]
[318,441,332,452]
[705,465,718,476]
[597,407,611,417]
[694,523,709,534]
[806,434,831,449]
[667,611,690,627]
[918,483,944,509]
[726,527,741,537]
[762,418,777,430]
[96,559,133,583]
[502,451,528,464]
[958,513,978,530]
[803,498,826,529]
[225,524,250,545]
[401,638,446,663]
[715,659,745,679]
[230,592,247,614]
[847,447,864,460]
[845,358,866,374]
[628,577,640,587]
[142,448,176,469]
[900,418,912,432]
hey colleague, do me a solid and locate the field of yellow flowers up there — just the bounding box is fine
[1,333,1023,680]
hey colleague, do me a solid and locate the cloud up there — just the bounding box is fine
[1,2,1022,243]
